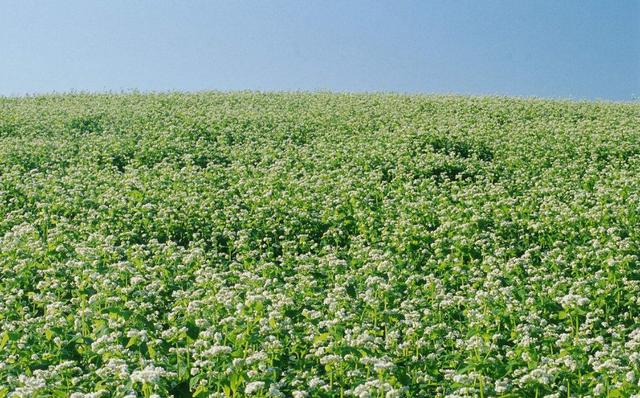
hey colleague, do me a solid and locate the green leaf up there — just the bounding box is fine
[193,384,208,397]
[126,335,139,348]
[313,332,330,345]
[147,343,156,358]
[231,373,244,389]
[608,389,624,398]
[0,333,8,350]
[190,375,202,390]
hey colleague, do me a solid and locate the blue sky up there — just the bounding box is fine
[1,1,638,100]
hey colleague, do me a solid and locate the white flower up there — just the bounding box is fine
[626,370,636,383]
[202,345,232,357]
[245,381,265,395]
[593,383,605,395]
[130,365,173,385]
[268,384,285,397]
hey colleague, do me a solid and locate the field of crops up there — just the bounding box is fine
[1,93,639,397]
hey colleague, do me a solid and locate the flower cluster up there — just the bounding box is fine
[1,92,639,396]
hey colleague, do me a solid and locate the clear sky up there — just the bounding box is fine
[1,0,638,100]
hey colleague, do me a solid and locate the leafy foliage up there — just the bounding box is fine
[1,93,639,397]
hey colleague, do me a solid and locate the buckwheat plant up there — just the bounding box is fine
[1,93,639,397]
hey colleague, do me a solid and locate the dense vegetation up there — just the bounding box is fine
[1,93,639,397]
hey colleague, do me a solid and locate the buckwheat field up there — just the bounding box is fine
[1,93,640,397]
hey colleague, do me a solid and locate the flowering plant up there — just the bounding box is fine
[1,93,639,397]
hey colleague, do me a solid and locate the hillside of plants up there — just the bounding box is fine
[1,93,639,397]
